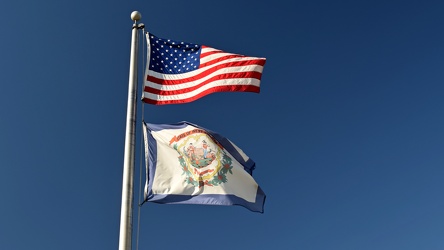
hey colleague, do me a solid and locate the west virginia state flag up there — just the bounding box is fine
[143,121,266,213]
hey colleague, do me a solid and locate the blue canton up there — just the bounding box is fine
[149,34,202,74]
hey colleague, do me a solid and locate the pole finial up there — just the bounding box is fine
[131,11,142,21]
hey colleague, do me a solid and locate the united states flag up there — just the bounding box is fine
[142,33,266,105]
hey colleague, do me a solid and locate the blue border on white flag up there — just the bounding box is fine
[143,121,266,213]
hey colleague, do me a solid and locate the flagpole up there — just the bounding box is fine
[119,11,143,250]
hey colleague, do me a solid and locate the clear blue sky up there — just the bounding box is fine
[2,0,444,249]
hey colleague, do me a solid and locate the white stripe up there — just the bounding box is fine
[146,57,264,80]
[199,47,241,64]
[201,47,222,53]
[142,78,261,101]
[200,52,242,65]
[144,65,264,91]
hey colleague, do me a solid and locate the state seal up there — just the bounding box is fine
[171,132,234,188]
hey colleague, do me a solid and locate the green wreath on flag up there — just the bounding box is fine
[174,144,233,188]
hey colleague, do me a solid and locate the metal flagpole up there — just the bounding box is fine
[119,11,144,250]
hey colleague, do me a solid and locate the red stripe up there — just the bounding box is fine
[146,59,266,85]
[142,85,260,105]
[145,71,263,95]
[200,49,225,59]
[199,54,246,68]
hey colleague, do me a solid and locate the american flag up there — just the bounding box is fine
[142,33,266,105]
